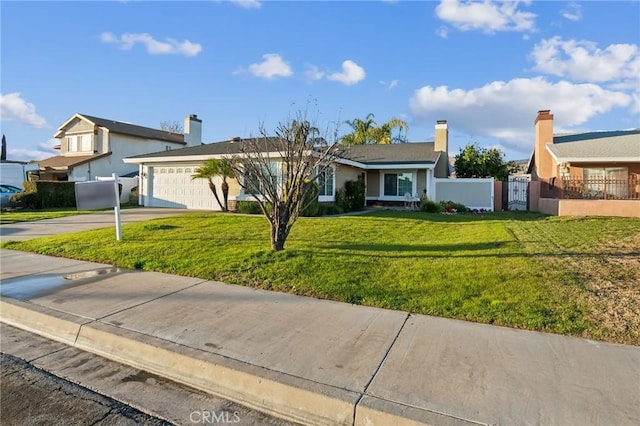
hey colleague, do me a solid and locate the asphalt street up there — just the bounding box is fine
[0,324,299,426]
[1,352,171,426]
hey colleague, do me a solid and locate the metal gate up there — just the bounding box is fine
[508,175,530,211]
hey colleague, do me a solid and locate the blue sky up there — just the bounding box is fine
[2,0,639,162]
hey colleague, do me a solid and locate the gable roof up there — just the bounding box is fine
[55,113,185,144]
[38,153,111,171]
[547,129,640,162]
[124,137,440,167]
[125,137,280,160]
[340,142,439,164]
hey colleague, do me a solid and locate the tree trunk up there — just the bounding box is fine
[270,203,290,251]
[208,180,224,211]
[221,180,229,212]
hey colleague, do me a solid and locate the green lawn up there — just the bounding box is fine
[2,210,639,345]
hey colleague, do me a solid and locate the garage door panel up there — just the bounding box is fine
[149,166,220,210]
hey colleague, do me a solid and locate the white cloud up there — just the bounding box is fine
[409,77,631,152]
[435,0,536,34]
[327,60,366,86]
[0,93,47,128]
[380,79,399,89]
[230,0,261,9]
[305,64,325,82]
[531,37,640,84]
[232,0,261,8]
[436,26,449,39]
[100,32,202,57]
[8,138,58,162]
[246,53,293,79]
[561,2,582,22]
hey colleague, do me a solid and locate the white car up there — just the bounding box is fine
[0,184,22,207]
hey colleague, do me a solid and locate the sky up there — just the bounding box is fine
[1,0,639,163]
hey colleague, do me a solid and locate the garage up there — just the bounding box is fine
[148,165,220,210]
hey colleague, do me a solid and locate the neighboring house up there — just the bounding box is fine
[38,113,203,181]
[123,120,451,210]
[528,109,640,217]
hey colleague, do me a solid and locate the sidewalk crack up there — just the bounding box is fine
[352,312,410,425]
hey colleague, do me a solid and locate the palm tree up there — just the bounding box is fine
[377,117,409,144]
[340,114,408,144]
[191,158,235,211]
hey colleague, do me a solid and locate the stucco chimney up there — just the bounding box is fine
[534,109,554,180]
[434,119,449,177]
[184,114,202,147]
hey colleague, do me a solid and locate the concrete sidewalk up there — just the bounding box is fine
[0,207,197,241]
[1,248,639,426]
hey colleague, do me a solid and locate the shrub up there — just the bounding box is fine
[336,180,365,213]
[10,191,41,209]
[317,203,342,216]
[129,186,139,205]
[300,181,319,217]
[440,200,468,214]
[17,181,77,209]
[237,200,262,214]
[420,198,443,213]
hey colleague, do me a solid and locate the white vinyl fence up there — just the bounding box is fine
[434,178,494,211]
[97,176,139,203]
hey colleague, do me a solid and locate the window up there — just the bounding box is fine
[67,135,92,152]
[583,167,628,198]
[318,166,334,197]
[67,136,78,152]
[384,172,413,197]
[80,135,92,152]
[244,162,280,195]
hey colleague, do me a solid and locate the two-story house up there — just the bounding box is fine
[38,113,203,181]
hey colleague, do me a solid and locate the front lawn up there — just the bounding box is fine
[3,210,639,345]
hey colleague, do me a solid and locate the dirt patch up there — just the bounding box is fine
[572,233,640,345]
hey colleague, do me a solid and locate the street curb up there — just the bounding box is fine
[0,298,91,345]
[355,395,485,426]
[0,298,357,425]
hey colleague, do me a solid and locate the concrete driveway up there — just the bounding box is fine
[0,208,197,241]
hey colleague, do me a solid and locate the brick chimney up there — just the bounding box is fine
[434,119,449,177]
[534,110,554,180]
[184,114,202,147]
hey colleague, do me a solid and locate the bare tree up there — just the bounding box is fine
[160,120,183,134]
[230,111,342,251]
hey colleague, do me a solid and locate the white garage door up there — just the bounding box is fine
[149,165,221,210]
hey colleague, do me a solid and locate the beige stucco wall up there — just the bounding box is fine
[335,163,363,191]
[529,181,640,217]
[537,198,559,216]
[557,199,640,217]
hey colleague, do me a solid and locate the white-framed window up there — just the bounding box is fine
[317,165,334,197]
[67,136,78,152]
[244,162,280,196]
[383,172,413,197]
[67,135,92,153]
[80,135,92,151]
